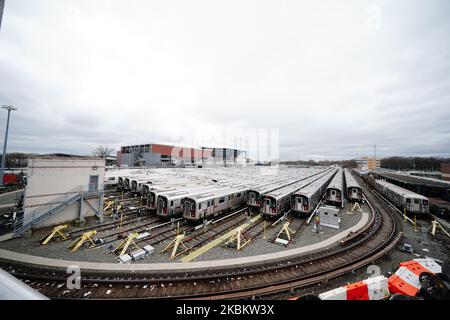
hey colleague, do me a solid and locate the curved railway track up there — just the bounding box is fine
[2,180,401,300]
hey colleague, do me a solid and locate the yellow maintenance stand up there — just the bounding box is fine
[224,226,251,251]
[275,221,295,243]
[40,225,68,245]
[112,232,140,256]
[68,230,97,253]
[161,233,190,259]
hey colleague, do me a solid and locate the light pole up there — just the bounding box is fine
[0,105,17,187]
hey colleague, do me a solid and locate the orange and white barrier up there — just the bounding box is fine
[319,276,390,300]
[388,259,442,296]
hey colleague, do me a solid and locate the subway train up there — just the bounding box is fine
[374,179,430,215]
[291,169,337,215]
[183,186,248,221]
[156,185,227,217]
[261,170,334,217]
[344,169,363,202]
[325,168,344,208]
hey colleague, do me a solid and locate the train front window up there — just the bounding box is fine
[414,199,419,204]
[422,200,429,205]
[270,199,276,208]
[406,198,411,203]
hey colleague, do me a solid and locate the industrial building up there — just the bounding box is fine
[15,156,105,234]
[356,157,381,170]
[117,143,243,167]
[441,163,450,181]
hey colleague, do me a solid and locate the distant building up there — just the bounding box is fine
[441,163,450,181]
[356,157,380,170]
[117,143,242,167]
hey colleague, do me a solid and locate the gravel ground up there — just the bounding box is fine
[0,202,367,265]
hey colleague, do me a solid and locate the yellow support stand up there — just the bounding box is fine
[68,230,97,253]
[224,227,251,251]
[430,220,450,238]
[351,202,362,213]
[161,234,189,259]
[103,200,114,213]
[40,224,68,245]
[403,208,407,222]
[276,221,294,241]
[112,232,140,256]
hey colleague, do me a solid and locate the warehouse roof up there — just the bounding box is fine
[30,154,103,160]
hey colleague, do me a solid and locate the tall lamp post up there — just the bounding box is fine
[0,105,17,187]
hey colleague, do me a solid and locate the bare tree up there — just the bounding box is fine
[93,145,114,159]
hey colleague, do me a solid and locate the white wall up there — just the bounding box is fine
[38,197,102,228]
[24,157,105,226]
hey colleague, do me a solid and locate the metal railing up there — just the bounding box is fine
[14,184,104,235]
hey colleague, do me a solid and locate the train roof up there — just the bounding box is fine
[293,170,337,197]
[151,183,218,196]
[375,179,428,200]
[265,169,334,200]
[185,186,249,202]
[327,169,343,191]
[161,185,231,200]
[344,169,361,189]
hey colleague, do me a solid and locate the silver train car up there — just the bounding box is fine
[130,178,154,193]
[144,183,189,207]
[291,169,337,215]
[183,186,248,221]
[247,177,308,208]
[261,171,332,217]
[120,175,149,191]
[146,183,210,209]
[247,179,287,206]
[325,168,344,207]
[344,169,363,202]
[374,180,429,215]
[156,185,230,217]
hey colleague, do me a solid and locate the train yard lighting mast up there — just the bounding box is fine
[0,105,17,187]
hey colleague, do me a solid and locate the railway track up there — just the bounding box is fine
[2,182,401,299]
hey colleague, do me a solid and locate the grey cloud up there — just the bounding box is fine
[0,0,449,160]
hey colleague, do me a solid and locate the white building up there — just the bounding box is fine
[16,156,105,234]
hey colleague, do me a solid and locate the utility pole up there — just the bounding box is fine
[0,105,17,187]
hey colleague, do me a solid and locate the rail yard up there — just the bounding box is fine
[0,160,448,300]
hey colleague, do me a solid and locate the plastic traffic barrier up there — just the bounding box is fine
[388,259,442,296]
[345,281,369,300]
[388,267,421,296]
[319,276,389,300]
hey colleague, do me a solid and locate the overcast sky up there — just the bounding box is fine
[0,0,449,160]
